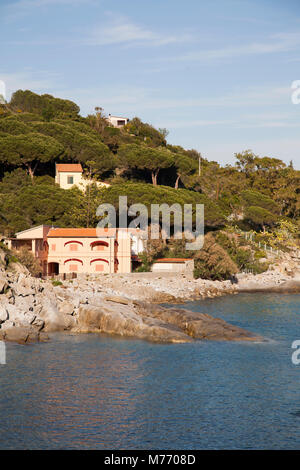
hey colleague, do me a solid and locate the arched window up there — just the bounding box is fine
[90,258,109,273]
[64,258,83,265]
[90,241,109,251]
[64,240,83,247]
[64,240,83,252]
[90,258,109,264]
[64,258,83,273]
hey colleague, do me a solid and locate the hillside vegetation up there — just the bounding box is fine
[0,90,299,279]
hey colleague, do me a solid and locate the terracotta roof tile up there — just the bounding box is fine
[56,164,83,172]
[155,258,193,263]
[47,228,117,238]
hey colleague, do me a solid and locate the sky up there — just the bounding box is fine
[1,0,300,168]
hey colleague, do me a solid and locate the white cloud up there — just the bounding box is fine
[154,31,300,63]
[159,119,236,129]
[2,9,194,48]
[236,121,300,129]
[48,83,292,118]
[85,16,193,47]
[163,119,300,131]
[102,85,290,111]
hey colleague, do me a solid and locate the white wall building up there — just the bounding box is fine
[151,258,194,274]
[55,163,110,191]
[107,115,129,128]
[131,232,145,256]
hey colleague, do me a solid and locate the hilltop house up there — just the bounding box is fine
[55,163,110,191]
[0,81,5,104]
[6,225,145,276]
[107,115,129,128]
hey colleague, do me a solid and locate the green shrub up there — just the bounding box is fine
[134,253,152,272]
[194,233,238,280]
[13,246,41,276]
[254,249,266,259]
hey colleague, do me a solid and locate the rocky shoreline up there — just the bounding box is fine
[0,262,298,345]
[236,271,300,293]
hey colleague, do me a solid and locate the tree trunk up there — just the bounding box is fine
[152,169,159,186]
[25,162,38,182]
[174,174,180,189]
[216,180,220,200]
[28,166,34,180]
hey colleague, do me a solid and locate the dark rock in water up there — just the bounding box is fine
[77,300,263,343]
[39,332,50,342]
[2,327,31,344]
[77,303,192,343]
[1,326,44,344]
[138,304,263,342]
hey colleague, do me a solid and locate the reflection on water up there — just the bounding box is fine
[0,293,300,449]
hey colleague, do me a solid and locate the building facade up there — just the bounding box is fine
[7,225,145,276]
[55,163,110,191]
[151,258,194,274]
[47,228,124,275]
[107,115,129,128]
[7,225,52,275]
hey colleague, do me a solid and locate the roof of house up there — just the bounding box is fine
[108,115,129,120]
[47,228,117,238]
[56,163,83,173]
[155,258,193,263]
[15,224,54,236]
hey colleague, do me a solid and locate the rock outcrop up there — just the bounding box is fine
[10,249,300,344]
[77,303,192,343]
[1,242,299,344]
[0,268,70,343]
[236,270,300,293]
[75,300,262,343]
[136,303,261,341]
[0,264,264,344]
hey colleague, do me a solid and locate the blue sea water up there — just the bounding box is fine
[0,293,300,449]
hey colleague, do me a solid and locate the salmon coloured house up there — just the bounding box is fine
[7,225,145,276]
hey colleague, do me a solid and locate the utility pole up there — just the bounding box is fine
[198,153,201,176]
